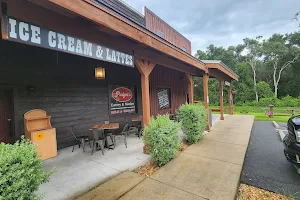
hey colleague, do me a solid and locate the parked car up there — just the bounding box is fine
[283,115,300,167]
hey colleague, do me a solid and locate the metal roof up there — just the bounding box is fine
[201,60,239,79]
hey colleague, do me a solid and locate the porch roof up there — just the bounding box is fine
[28,0,207,75]
[201,60,239,81]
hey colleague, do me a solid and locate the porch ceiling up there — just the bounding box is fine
[26,0,207,76]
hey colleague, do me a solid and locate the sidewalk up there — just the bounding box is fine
[77,115,254,200]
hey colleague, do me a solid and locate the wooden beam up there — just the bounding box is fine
[44,0,207,72]
[185,73,194,104]
[219,80,224,120]
[203,73,211,130]
[134,58,155,126]
[228,85,233,115]
[207,63,238,81]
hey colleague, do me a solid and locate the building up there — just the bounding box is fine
[0,0,238,149]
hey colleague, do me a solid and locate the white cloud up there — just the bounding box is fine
[124,0,300,54]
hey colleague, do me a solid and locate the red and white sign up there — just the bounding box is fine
[112,87,133,102]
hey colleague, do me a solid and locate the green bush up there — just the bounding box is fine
[177,103,207,144]
[0,137,54,200]
[280,95,300,107]
[257,97,281,107]
[143,115,180,166]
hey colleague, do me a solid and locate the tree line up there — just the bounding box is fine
[193,30,300,107]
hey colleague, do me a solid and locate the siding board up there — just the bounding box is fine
[0,39,142,149]
[149,66,188,116]
[144,7,192,54]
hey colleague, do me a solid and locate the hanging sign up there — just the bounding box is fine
[1,15,134,67]
[225,81,231,86]
[110,86,136,115]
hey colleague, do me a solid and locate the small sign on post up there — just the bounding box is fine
[269,104,274,118]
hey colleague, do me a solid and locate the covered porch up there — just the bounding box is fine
[39,114,224,200]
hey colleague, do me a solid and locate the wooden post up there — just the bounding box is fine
[228,86,233,115]
[203,73,211,130]
[185,73,194,104]
[135,58,155,127]
[219,80,224,120]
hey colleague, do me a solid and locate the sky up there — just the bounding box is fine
[124,0,300,55]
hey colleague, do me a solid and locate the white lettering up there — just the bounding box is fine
[116,51,120,62]
[125,54,129,65]
[57,33,67,50]
[111,50,116,62]
[120,53,125,64]
[30,25,41,44]
[48,31,56,48]
[83,41,92,56]
[128,55,133,66]
[8,18,17,39]
[96,46,104,58]
[75,39,83,54]
[106,48,111,61]
[67,36,75,52]
[19,22,29,41]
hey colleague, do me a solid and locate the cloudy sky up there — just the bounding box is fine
[124,0,300,55]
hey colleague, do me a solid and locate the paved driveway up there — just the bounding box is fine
[241,121,300,199]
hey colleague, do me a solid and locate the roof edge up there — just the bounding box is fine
[201,60,239,79]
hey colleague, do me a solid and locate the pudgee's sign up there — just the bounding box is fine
[1,15,134,67]
[110,86,136,115]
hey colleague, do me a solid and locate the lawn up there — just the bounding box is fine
[210,105,299,122]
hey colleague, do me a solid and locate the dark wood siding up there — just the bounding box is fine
[95,0,146,27]
[149,66,188,116]
[144,7,192,54]
[0,40,142,149]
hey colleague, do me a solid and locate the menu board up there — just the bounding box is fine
[158,88,171,109]
[110,86,136,115]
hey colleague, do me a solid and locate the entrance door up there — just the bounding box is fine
[0,89,13,143]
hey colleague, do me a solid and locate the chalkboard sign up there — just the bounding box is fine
[110,86,136,115]
[158,88,171,109]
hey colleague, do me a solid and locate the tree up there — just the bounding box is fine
[243,36,263,102]
[256,81,273,99]
[262,33,300,98]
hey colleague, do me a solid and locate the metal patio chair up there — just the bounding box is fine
[69,125,91,152]
[113,123,130,148]
[91,129,105,155]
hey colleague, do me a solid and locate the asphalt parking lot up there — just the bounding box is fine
[241,121,300,199]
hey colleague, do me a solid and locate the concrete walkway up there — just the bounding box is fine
[78,115,254,200]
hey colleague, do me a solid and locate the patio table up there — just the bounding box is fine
[132,117,142,122]
[90,123,119,130]
[90,123,119,150]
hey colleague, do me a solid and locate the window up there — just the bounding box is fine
[157,88,171,109]
[181,47,187,52]
[157,30,164,38]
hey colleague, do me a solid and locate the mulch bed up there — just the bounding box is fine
[237,184,294,200]
[135,141,190,177]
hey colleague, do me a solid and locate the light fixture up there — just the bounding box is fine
[194,84,198,88]
[95,67,105,80]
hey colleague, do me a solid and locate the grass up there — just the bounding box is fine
[210,105,299,122]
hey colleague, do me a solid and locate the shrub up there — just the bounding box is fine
[0,137,54,200]
[177,103,207,144]
[143,115,180,166]
[257,97,281,107]
[280,95,300,107]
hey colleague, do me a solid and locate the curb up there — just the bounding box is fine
[277,129,286,142]
[272,121,280,129]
